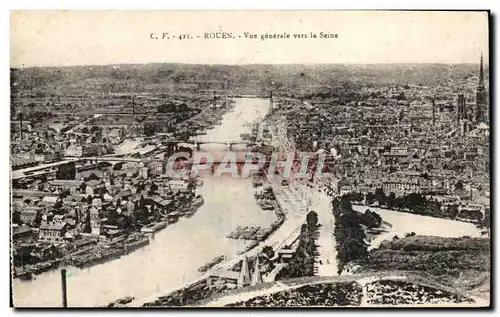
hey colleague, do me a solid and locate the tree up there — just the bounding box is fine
[360,209,382,228]
[150,182,158,192]
[113,162,123,170]
[455,181,464,191]
[374,188,386,206]
[56,162,76,180]
[144,123,156,137]
[445,204,459,218]
[386,192,396,209]
[262,246,275,260]
[365,192,375,205]
[340,196,353,213]
[306,210,319,229]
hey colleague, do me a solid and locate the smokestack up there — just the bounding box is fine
[61,269,68,307]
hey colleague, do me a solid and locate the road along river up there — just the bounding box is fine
[12,98,274,307]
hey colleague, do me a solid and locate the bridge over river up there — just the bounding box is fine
[12,96,281,307]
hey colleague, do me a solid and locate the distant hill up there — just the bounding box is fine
[10,63,488,96]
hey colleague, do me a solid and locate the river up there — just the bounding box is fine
[352,205,484,250]
[12,97,274,307]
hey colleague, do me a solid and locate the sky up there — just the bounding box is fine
[10,10,489,67]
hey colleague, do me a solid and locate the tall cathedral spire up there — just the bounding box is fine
[475,53,487,123]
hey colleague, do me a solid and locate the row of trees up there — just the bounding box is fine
[277,210,319,279]
[332,197,369,275]
[345,189,444,219]
[345,188,485,223]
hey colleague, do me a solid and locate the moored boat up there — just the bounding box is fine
[140,221,168,233]
[125,237,150,253]
[198,255,225,272]
[192,195,204,208]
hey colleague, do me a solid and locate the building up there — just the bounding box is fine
[85,179,106,196]
[11,157,38,170]
[168,179,189,192]
[383,179,422,196]
[49,180,84,194]
[65,145,83,157]
[140,167,149,179]
[89,206,101,236]
[149,159,164,175]
[13,225,33,240]
[39,222,68,241]
[475,54,487,123]
[34,152,60,163]
[457,94,466,124]
[19,208,42,226]
[64,144,99,157]
[208,270,240,285]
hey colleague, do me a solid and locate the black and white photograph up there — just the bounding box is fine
[9,10,491,308]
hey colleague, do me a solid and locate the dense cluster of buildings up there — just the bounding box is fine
[267,56,490,222]
[9,92,228,277]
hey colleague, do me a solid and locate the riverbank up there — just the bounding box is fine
[226,182,285,243]
[13,97,273,307]
[351,205,483,250]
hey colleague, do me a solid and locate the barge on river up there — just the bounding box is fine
[140,221,167,233]
[198,255,225,273]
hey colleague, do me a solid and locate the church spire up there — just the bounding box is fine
[479,53,485,89]
[475,53,487,123]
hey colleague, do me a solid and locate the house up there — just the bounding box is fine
[20,207,42,226]
[65,144,99,157]
[339,185,353,196]
[12,225,33,240]
[11,157,38,170]
[208,270,240,285]
[39,222,68,241]
[65,145,83,157]
[12,190,57,199]
[34,152,60,163]
[49,180,84,194]
[114,189,133,202]
[277,249,296,263]
[168,179,189,192]
[85,179,106,196]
